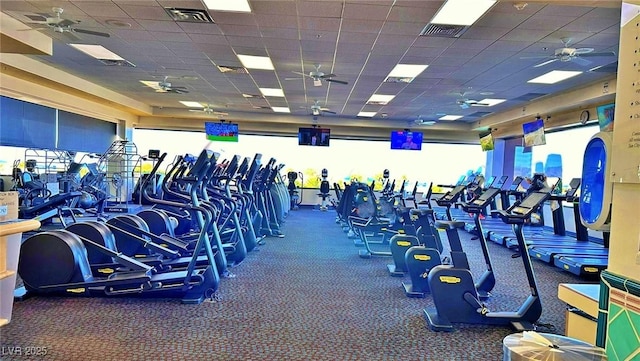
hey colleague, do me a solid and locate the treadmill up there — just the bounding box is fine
[522,179,608,266]
[485,176,535,245]
[463,175,508,234]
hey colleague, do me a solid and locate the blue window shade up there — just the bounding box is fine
[0,96,56,148]
[57,111,116,153]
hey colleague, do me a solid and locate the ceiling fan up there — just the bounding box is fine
[156,76,189,94]
[522,37,616,68]
[309,100,336,116]
[286,64,348,86]
[189,103,228,116]
[27,7,110,40]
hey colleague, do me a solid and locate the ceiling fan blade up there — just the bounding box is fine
[321,73,337,78]
[325,78,348,85]
[17,26,48,31]
[214,111,229,116]
[62,31,81,42]
[73,28,110,38]
[323,110,336,114]
[533,58,559,68]
[573,47,594,55]
[579,51,616,58]
[572,56,592,66]
[520,55,553,60]
[291,71,311,78]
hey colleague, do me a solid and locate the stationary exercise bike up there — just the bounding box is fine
[424,187,553,331]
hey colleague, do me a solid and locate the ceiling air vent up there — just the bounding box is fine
[164,8,214,23]
[420,23,468,38]
[384,77,413,83]
[98,59,136,67]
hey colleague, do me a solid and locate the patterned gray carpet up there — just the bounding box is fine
[0,208,594,360]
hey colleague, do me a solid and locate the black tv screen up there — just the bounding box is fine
[298,127,330,146]
[390,130,422,150]
[205,122,238,142]
[522,118,546,147]
[479,130,494,151]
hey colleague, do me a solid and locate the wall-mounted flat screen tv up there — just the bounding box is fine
[479,130,494,151]
[205,122,239,142]
[390,130,423,150]
[298,127,330,146]
[522,118,546,147]
[596,103,615,131]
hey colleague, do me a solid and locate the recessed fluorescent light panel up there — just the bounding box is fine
[385,64,428,83]
[259,88,285,97]
[431,0,496,26]
[69,44,124,60]
[140,80,161,90]
[439,115,463,121]
[528,70,582,84]
[271,107,290,113]
[202,0,251,12]
[357,111,377,117]
[180,101,203,108]
[366,94,395,105]
[475,98,506,107]
[237,54,274,70]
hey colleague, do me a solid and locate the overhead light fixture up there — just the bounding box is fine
[237,54,274,70]
[431,0,496,26]
[474,98,506,107]
[69,44,124,60]
[180,101,203,108]
[527,70,582,84]
[201,0,251,12]
[366,94,395,105]
[357,111,377,117]
[439,115,463,121]
[385,64,429,83]
[259,88,285,97]
[271,107,290,113]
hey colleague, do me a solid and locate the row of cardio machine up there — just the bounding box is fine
[435,173,608,278]
[335,173,565,332]
[15,149,292,304]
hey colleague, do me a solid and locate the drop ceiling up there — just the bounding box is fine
[0,0,622,141]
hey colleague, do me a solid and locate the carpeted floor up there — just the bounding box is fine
[1,208,594,361]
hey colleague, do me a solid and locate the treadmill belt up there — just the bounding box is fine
[553,254,608,277]
[530,246,608,263]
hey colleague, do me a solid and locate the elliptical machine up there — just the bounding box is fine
[318,168,330,211]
